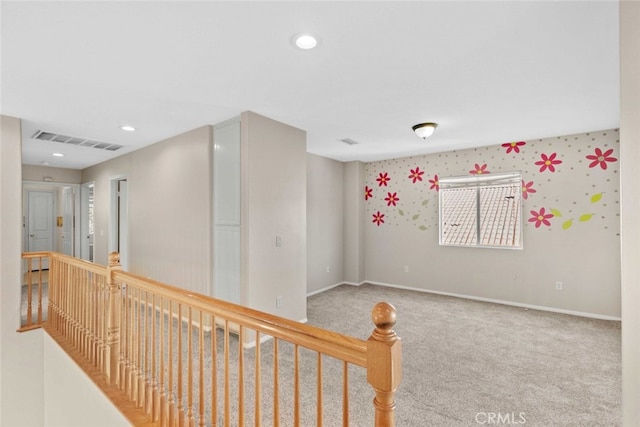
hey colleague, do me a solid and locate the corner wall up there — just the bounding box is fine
[307,154,345,294]
[1,115,44,426]
[620,1,640,424]
[241,112,307,322]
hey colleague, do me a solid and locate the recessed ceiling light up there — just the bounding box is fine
[292,33,319,50]
[120,125,136,132]
[52,153,64,157]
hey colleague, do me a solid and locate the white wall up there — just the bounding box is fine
[241,111,307,322]
[43,335,129,427]
[82,126,213,295]
[1,115,45,426]
[343,161,366,285]
[620,1,640,425]
[362,130,620,318]
[306,154,344,294]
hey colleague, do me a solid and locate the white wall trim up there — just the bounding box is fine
[306,281,365,297]
[364,281,621,321]
[308,280,620,321]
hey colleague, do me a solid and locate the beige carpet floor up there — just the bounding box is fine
[306,284,621,426]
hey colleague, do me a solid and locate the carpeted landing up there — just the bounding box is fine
[307,284,621,426]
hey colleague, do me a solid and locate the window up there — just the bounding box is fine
[439,171,522,249]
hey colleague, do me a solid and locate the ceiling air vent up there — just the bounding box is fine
[340,138,359,145]
[32,130,124,152]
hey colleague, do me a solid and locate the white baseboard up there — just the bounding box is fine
[364,281,621,321]
[306,281,365,297]
[308,281,620,321]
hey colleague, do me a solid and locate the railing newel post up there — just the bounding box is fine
[106,251,123,386]
[367,302,402,427]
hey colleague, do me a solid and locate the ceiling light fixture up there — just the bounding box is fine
[121,125,136,132]
[52,152,64,157]
[292,33,319,50]
[412,122,438,139]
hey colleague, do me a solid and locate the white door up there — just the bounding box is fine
[111,178,129,271]
[27,190,55,269]
[61,187,74,256]
[80,182,95,261]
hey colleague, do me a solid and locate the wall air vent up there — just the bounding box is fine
[340,138,359,145]
[32,130,124,152]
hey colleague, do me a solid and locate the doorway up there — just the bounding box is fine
[80,182,95,262]
[23,181,81,269]
[110,176,129,270]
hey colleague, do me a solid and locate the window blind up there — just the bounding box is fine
[439,172,522,249]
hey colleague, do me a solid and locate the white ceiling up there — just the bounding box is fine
[2,1,619,170]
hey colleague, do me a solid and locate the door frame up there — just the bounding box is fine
[22,181,81,266]
[80,181,95,262]
[110,174,129,270]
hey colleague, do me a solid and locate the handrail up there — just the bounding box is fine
[21,251,402,426]
[114,269,368,367]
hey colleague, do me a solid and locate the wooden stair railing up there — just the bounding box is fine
[21,251,402,426]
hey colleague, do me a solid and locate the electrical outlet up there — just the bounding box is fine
[555,281,563,291]
[275,235,282,247]
[404,265,409,273]
[276,296,282,307]
[326,266,330,273]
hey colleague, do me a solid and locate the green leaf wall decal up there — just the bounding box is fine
[562,219,573,230]
[551,209,562,217]
[579,213,594,222]
[422,200,429,206]
[419,225,427,231]
[412,214,420,220]
[591,193,603,203]
[398,209,404,216]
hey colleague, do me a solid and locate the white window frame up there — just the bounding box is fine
[439,171,523,249]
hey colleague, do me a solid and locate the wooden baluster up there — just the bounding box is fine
[317,353,323,427]
[140,290,148,409]
[124,280,132,394]
[367,302,402,427]
[187,307,194,427]
[151,293,159,422]
[105,252,122,386]
[168,300,175,426]
[342,361,349,427]
[224,320,230,427]
[211,314,218,426]
[159,296,167,425]
[132,286,140,404]
[255,331,261,427]
[119,277,127,391]
[82,270,89,359]
[37,260,43,324]
[273,338,279,427]
[26,258,33,326]
[177,303,184,427]
[294,344,300,427]
[238,326,244,427]
[198,310,205,427]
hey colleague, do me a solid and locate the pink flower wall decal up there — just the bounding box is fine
[429,174,439,191]
[385,192,399,206]
[502,141,526,154]
[586,148,617,170]
[535,153,562,173]
[372,211,385,226]
[522,180,536,200]
[528,207,553,228]
[376,172,390,187]
[469,163,490,175]
[364,185,373,200]
[408,167,425,183]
